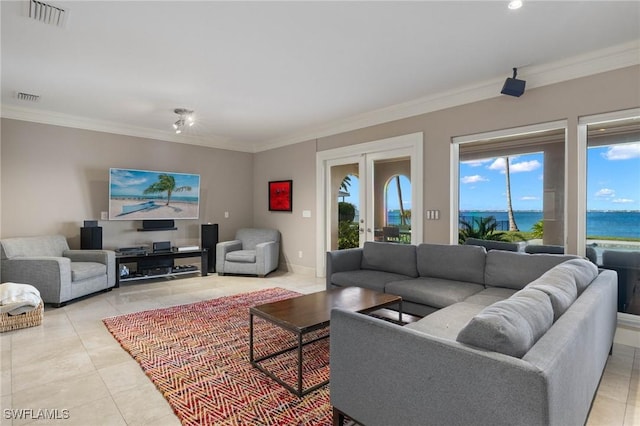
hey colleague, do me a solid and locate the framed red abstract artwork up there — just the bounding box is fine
[268,180,293,212]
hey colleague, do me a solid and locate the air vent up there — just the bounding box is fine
[28,0,66,27]
[16,92,40,102]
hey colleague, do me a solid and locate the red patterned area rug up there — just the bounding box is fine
[103,288,332,425]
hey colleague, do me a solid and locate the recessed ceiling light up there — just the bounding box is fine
[508,0,523,10]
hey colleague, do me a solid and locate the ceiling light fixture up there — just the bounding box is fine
[508,0,523,10]
[173,108,194,134]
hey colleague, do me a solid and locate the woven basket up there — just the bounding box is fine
[0,302,44,332]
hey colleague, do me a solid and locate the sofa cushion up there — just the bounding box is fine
[416,244,486,284]
[484,250,579,290]
[525,261,589,321]
[1,235,70,259]
[559,258,599,294]
[236,228,279,250]
[360,242,418,278]
[456,288,554,358]
[386,278,484,309]
[464,237,524,252]
[463,287,518,307]
[405,302,485,340]
[226,250,257,263]
[331,270,411,293]
[70,262,107,282]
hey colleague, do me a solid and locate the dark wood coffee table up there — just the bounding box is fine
[249,286,402,397]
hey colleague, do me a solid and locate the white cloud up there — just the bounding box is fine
[595,188,615,197]
[111,170,147,187]
[612,198,635,204]
[520,196,539,201]
[488,158,506,171]
[463,159,492,168]
[510,160,542,173]
[602,143,640,161]
[461,175,488,184]
[487,158,541,173]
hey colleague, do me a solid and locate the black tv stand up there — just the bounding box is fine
[115,248,208,287]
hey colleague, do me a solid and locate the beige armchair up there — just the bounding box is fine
[0,235,115,307]
[216,228,280,277]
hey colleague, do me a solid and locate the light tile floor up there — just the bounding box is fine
[0,271,637,425]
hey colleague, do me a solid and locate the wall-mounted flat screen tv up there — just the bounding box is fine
[109,168,200,220]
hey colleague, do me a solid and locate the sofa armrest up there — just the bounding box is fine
[325,248,363,289]
[64,249,116,287]
[215,240,242,273]
[0,257,72,303]
[256,241,279,276]
[330,308,548,426]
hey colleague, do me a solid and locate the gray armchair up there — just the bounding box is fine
[0,235,115,307]
[216,228,280,277]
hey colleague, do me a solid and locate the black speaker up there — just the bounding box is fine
[81,226,102,250]
[201,223,218,273]
[142,219,175,230]
[501,77,526,97]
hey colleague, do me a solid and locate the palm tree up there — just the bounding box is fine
[143,174,192,206]
[504,157,519,231]
[340,175,351,192]
[458,216,508,244]
[395,175,407,226]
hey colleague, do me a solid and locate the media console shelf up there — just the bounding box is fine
[115,248,208,287]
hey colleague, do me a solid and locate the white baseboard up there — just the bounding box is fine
[615,313,640,348]
[279,262,316,276]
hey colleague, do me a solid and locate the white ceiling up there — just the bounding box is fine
[1,1,639,152]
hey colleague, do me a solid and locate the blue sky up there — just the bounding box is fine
[341,175,412,211]
[110,168,200,198]
[340,141,640,213]
[459,142,640,211]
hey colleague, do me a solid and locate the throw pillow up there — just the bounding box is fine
[557,258,599,294]
[527,267,578,321]
[456,288,554,358]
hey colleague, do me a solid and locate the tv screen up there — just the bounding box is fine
[109,168,200,220]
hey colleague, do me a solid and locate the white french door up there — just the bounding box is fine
[315,133,423,276]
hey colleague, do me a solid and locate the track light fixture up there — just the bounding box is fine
[173,108,194,134]
[500,68,526,97]
[508,0,523,10]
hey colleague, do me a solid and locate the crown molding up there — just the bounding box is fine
[0,105,256,153]
[255,40,640,152]
[2,40,638,154]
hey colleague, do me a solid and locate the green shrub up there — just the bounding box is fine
[338,221,359,249]
[339,202,356,223]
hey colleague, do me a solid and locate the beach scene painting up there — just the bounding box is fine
[109,168,200,220]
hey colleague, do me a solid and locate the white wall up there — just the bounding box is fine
[0,120,254,249]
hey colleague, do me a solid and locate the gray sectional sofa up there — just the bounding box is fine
[327,241,617,426]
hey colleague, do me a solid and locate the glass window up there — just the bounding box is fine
[586,116,640,314]
[384,174,411,243]
[457,129,565,248]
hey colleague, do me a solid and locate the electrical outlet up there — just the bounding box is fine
[298,251,303,258]
[100,211,108,220]
[224,212,229,218]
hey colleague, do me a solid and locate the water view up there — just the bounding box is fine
[456,210,640,239]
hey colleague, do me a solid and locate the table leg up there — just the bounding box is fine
[115,258,121,288]
[249,313,255,363]
[399,299,403,323]
[332,407,345,426]
[297,332,303,397]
